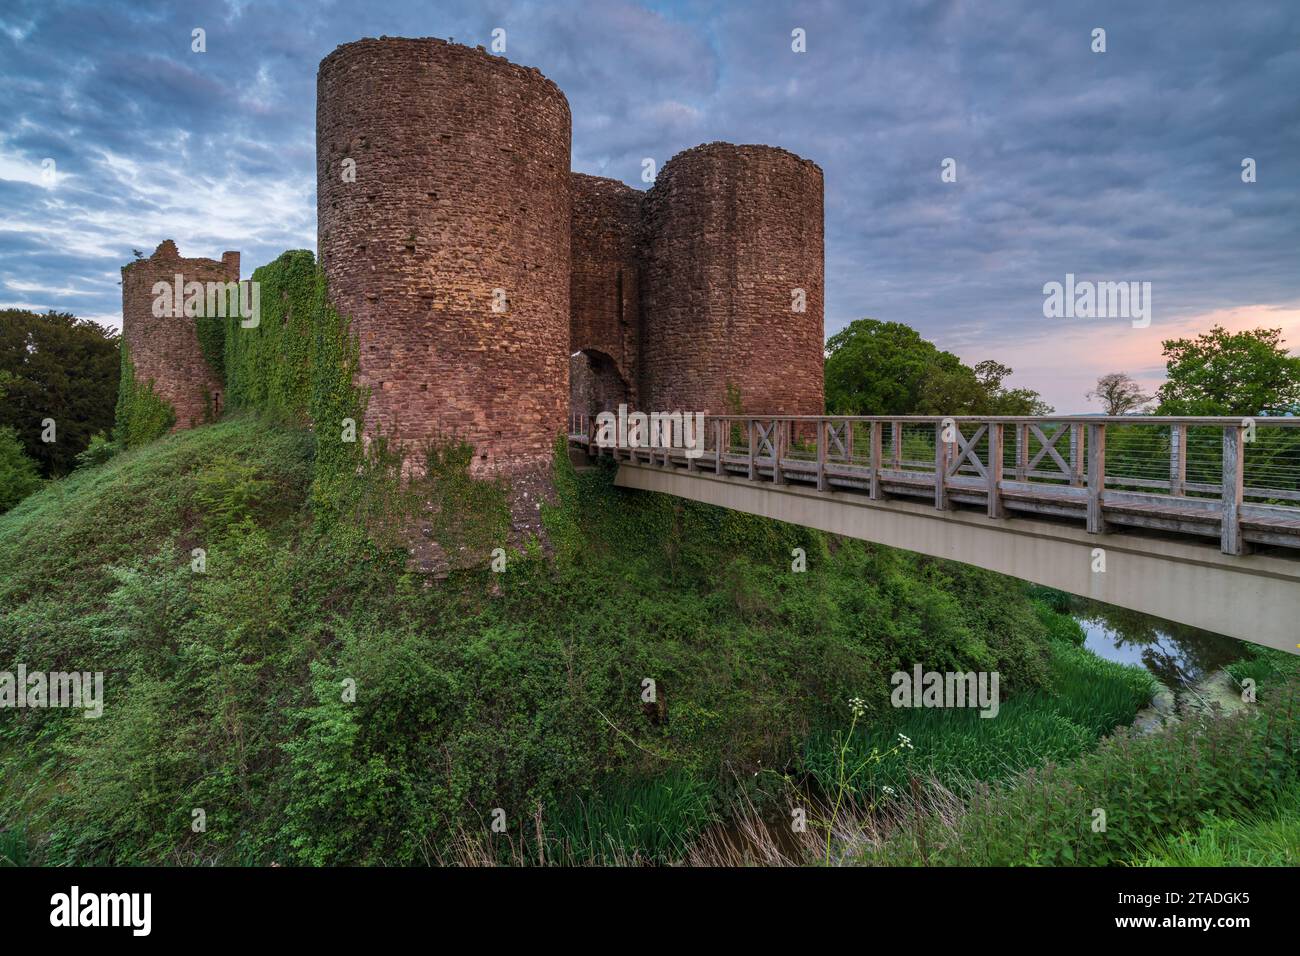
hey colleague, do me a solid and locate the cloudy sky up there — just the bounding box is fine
[1,0,1297,412]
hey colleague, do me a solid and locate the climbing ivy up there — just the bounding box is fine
[221,250,367,519]
[113,344,176,449]
[196,314,225,381]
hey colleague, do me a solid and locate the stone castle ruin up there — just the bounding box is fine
[121,36,825,481]
[120,240,238,430]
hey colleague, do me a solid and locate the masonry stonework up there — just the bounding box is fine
[128,36,826,508]
[569,173,642,414]
[317,37,572,477]
[639,143,825,417]
[120,240,236,431]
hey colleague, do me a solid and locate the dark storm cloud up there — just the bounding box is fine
[0,0,1296,410]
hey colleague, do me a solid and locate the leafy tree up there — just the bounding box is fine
[825,319,943,414]
[1155,326,1300,416]
[1087,372,1153,416]
[972,359,1053,416]
[825,318,1051,415]
[0,309,121,476]
[0,426,41,513]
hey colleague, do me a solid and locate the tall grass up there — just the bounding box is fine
[1132,788,1300,867]
[799,617,1156,797]
[545,772,717,865]
[0,826,27,866]
[865,678,1300,866]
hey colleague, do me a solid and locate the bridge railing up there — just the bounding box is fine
[570,413,1300,556]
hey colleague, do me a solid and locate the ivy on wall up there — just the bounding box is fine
[113,345,176,449]
[195,313,225,381]
[221,250,367,518]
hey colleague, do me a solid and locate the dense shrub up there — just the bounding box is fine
[1133,787,1300,866]
[74,433,121,470]
[0,426,42,513]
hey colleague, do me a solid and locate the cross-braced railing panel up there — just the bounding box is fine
[573,413,1300,557]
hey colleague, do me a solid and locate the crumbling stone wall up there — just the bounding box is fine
[317,37,572,477]
[570,173,641,409]
[120,240,236,430]
[639,143,825,417]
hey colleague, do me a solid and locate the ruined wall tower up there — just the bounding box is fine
[639,143,824,417]
[316,37,572,477]
[120,240,237,430]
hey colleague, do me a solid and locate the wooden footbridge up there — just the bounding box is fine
[570,413,1300,652]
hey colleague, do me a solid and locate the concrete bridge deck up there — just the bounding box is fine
[570,413,1300,653]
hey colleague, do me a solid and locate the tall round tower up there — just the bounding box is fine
[316,37,572,476]
[639,143,824,416]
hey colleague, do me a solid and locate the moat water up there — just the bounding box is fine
[1068,598,1246,690]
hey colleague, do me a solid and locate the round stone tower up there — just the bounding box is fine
[639,143,825,416]
[316,37,572,476]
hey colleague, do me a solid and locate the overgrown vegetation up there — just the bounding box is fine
[219,250,366,519]
[1132,787,1300,867]
[0,416,1071,865]
[798,606,1155,797]
[113,346,176,449]
[865,680,1299,866]
[0,426,42,514]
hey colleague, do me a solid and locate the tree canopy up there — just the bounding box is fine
[824,319,1051,416]
[0,309,121,476]
[1155,326,1300,416]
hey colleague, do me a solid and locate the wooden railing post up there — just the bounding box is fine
[1221,424,1245,555]
[714,419,724,475]
[747,420,756,481]
[869,421,884,500]
[1015,424,1028,481]
[845,421,855,462]
[773,420,784,485]
[1087,423,1107,534]
[987,422,1005,518]
[1170,423,1185,496]
[816,420,828,492]
[1069,423,1084,487]
[891,421,902,470]
[934,421,949,510]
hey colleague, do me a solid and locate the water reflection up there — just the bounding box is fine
[1069,598,1245,689]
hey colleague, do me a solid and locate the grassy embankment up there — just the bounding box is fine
[4,413,1289,865]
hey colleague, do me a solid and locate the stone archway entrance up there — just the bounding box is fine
[570,348,631,420]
